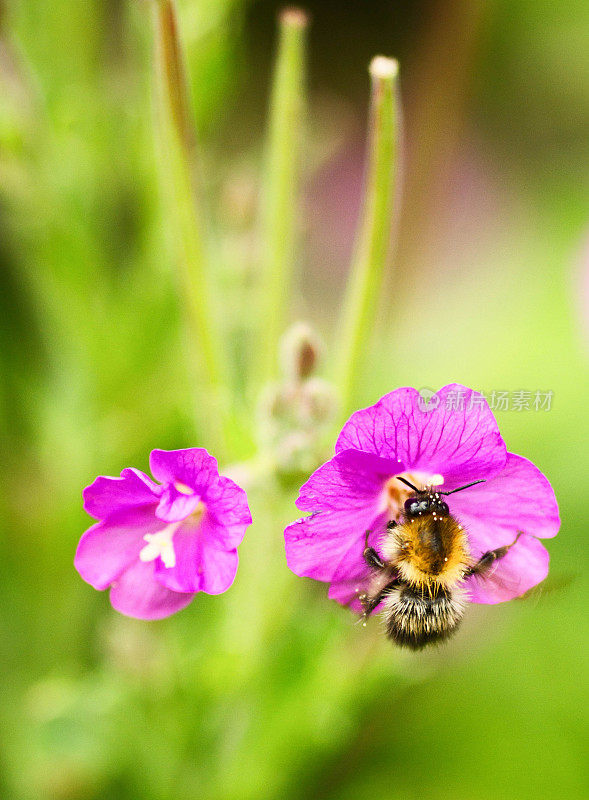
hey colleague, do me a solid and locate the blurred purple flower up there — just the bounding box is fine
[75,449,251,619]
[284,384,559,610]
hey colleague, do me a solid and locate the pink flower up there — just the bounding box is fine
[75,449,252,619]
[284,384,559,611]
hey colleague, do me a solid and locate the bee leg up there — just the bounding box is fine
[363,529,385,570]
[359,591,386,618]
[386,519,397,529]
[464,532,523,577]
[364,547,385,570]
[359,579,400,621]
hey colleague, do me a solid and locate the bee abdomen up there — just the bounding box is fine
[382,584,466,650]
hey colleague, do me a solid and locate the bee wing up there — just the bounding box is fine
[515,571,578,603]
[465,534,551,604]
[467,563,576,606]
[466,565,530,602]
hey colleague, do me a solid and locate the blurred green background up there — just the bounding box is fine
[1,1,588,798]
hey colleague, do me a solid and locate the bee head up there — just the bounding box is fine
[403,493,449,519]
[396,476,486,519]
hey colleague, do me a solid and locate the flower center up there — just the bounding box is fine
[382,470,444,520]
[139,524,180,568]
[139,502,205,569]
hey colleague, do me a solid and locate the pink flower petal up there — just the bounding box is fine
[326,511,389,610]
[83,468,160,520]
[202,476,252,548]
[154,513,239,594]
[74,507,164,590]
[284,503,382,584]
[335,384,507,486]
[295,450,404,513]
[109,559,195,619]
[286,449,411,609]
[149,448,219,494]
[155,484,201,522]
[327,581,365,612]
[199,543,239,595]
[465,534,550,603]
[450,453,560,556]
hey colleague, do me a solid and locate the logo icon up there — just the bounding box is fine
[418,388,440,412]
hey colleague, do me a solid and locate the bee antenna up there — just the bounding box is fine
[396,476,421,493]
[441,479,486,496]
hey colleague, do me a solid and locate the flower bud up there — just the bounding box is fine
[279,321,323,381]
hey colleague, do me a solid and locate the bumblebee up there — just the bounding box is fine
[359,477,521,649]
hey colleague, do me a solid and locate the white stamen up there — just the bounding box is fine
[174,481,193,495]
[140,523,181,569]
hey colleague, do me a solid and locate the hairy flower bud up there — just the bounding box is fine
[257,371,338,479]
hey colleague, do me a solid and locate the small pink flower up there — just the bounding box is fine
[75,448,252,619]
[284,384,559,610]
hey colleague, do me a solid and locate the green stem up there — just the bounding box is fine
[153,0,232,458]
[336,56,400,415]
[257,8,308,386]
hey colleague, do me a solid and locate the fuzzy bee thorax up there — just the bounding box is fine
[381,514,470,589]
